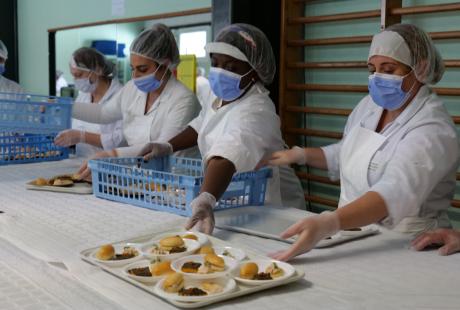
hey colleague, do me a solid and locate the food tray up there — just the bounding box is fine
[26,181,93,194]
[88,156,272,216]
[214,206,379,248]
[80,229,305,308]
[0,92,72,133]
[0,132,69,165]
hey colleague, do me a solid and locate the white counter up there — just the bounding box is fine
[0,158,459,310]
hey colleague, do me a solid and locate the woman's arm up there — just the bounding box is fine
[169,126,198,152]
[200,157,236,198]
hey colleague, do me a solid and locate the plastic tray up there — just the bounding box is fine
[0,132,69,165]
[26,181,93,194]
[0,92,72,133]
[88,156,272,216]
[79,229,306,308]
[214,206,380,248]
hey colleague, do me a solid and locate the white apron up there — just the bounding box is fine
[338,125,449,233]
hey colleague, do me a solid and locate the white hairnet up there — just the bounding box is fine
[130,23,180,69]
[71,47,115,78]
[368,24,444,85]
[0,40,8,60]
[206,23,276,85]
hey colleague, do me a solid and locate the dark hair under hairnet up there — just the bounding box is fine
[130,23,180,69]
[385,23,444,85]
[215,23,276,85]
[72,47,115,78]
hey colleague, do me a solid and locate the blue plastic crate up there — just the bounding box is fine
[0,132,69,165]
[88,156,272,216]
[0,92,72,133]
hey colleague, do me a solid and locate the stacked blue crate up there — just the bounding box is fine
[0,92,72,165]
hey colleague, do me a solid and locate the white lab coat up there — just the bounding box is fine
[196,76,213,108]
[0,75,23,94]
[72,75,200,157]
[322,86,460,233]
[72,78,123,157]
[189,82,305,209]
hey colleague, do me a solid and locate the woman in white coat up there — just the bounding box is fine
[54,47,123,157]
[0,40,23,94]
[141,23,305,234]
[73,24,200,179]
[265,23,460,261]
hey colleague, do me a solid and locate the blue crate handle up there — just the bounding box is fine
[0,92,73,133]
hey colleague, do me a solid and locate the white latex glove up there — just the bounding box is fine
[77,150,117,182]
[411,228,460,256]
[54,129,85,147]
[266,146,307,166]
[140,142,173,161]
[185,192,216,235]
[269,211,340,261]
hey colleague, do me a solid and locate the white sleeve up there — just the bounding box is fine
[156,94,200,143]
[369,124,459,227]
[320,141,342,181]
[72,88,123,124]
[204,109,273,172]
[100,119,124,150]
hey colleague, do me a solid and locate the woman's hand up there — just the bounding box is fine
[259,146,307,168]
[54,129,85,147]
[184,192,216,235]
[77,150,117,182]
[411,228,460,256]
[269,211,340,261]
[140,142,173,161]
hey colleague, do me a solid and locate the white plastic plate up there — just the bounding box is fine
[90,243,142,267]
[141,239,200,261]
[171,254,238,280]
[26,181,93,194]
[123,260,170,284]
[232,260,295,286]
[213,246,246,261]
[152,230,209,247]
[154,276,237,302]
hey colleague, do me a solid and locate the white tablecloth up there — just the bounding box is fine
[1,158,459,310]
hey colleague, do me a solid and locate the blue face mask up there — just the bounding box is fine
[0,64,5,76]
[368,72,413,111]
[133,64,166,93]
[208,67,253,101]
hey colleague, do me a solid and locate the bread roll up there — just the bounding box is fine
[163,272,184,293]
[159,235,185,251]
[199,245,215,255]
[205,254,225,271]
[96,244,115,260]
[240,262,258,279]
[149,261,173,276]
[34,178,48,186]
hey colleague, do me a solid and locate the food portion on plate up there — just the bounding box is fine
[92,243,142,266]
[31,173,85,187]
[141,236,201,260]
[96,244,139,261]
[198,245,215,255]
[127,260,173,277]
[214,246,246,261]
[171,254,238,280]
[180,254,225,274]
[154,273,236,302]
[234,260,295,285]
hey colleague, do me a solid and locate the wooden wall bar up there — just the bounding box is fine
[279,0,460,210]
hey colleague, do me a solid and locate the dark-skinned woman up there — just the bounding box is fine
[140,24,305,234]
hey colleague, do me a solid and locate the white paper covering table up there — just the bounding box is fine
[0,158,460,309]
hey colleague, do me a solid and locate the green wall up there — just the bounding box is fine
[17,0,211,93]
